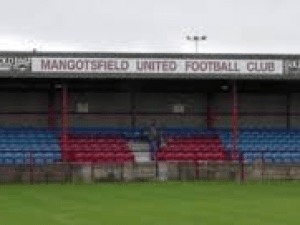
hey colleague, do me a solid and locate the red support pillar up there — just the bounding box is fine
[231,80,238,156]
[61,83,68,161]
[231,80,244,182]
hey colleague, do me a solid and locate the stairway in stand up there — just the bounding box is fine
[130,141,152,163]
[130,141,157,178]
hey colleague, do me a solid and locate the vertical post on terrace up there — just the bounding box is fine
[62,83,68,144]
[61,83,68,170]
[231,80,242,182]
[232,80,238,154]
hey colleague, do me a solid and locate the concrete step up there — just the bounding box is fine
[132,151,152,163]
[130,141,149,152]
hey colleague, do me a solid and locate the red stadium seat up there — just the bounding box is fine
[115,152,126,163]
[163,152,174,160]
[157,152,166,160]
[182,152,195,160]
[101,147,111,152]
[158,136,228,162]
[103,152,116,163]
[95,153,105,163]
[206,153,214,160]
[176,152,184,161]
[196,152,204,160]
[64,135,135,165]
[85,153,92,162]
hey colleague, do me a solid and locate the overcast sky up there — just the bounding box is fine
[0,0,299,54]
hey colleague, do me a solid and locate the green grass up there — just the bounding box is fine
[1,181,300,225]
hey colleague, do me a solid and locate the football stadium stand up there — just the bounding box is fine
[1,51,300,182]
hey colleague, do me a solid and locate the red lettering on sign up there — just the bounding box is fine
[199,62,207,71]
[98,61,106,70]
[51,60,59,70]
[76,60,83,70]
[215,61,222,71]
[91,60,97,70]
[207,61,214,71]
[59,60,67,70]
[185,61,197,72]
[107,60,114,70]
[247,61,274,72]
[68,60,75,70]
[84,60,90,70]
[121,61,129,71]
[41,59,51,70]
[136,60,176,72]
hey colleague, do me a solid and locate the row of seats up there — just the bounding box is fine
[0,152,61,159]
[64,139,126,144]
[158,137,227,161]
[246,155,300,164]
[0,140,60,144]
[0,143,60,147]
[158,152,226,161]
[163,146,224,152]
[167,143,222,148]
[0,136,58,140]
[0,130,56,134]
[65,142,127,146]
[224,144,300,150]
[63,152,134,163]
[222,129,300,163]
[0,149,60,153]
[247,152,300,159]
[240,133,300,137]
[239,138,300,142]
[239,133,300,136]
[0,152,61,165]
[63,147,129,152]
[167,139,221,144]
[240,147,300,152]
[0,133,56,138]
[0,145,60,151]
[61,135,134,163]
[0,158,58,165]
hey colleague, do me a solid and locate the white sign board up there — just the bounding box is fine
[32,58,283,75]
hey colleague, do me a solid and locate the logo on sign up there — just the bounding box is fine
[285,60,300,74]
[0,57,31,72]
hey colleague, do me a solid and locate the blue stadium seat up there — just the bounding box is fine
[292,153,300,163]
[4,158,14,165]
[15,153,25,165]
[35,158,44,165]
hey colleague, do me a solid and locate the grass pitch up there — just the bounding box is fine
[0,181,299,225]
